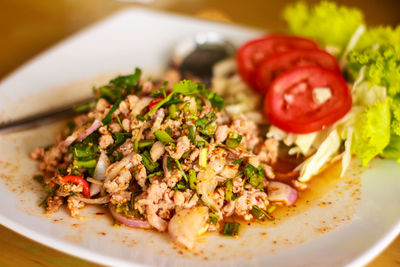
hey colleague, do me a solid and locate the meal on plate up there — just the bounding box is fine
[30,1,400,250]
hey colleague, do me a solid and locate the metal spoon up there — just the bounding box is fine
[0,32,235,133]
[171,32,236,85]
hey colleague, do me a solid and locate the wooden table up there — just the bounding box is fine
[0,0,399,266]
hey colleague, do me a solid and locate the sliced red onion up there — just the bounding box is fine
[76,120,101,142]
[61,132,78,147]
[109,205,151,229]
[90,152,111,197]
[267,181,298,206]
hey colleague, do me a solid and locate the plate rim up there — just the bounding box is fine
[0,7,399,267]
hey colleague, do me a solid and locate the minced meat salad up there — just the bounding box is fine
[30,0,400,250]
[31,67,301,249]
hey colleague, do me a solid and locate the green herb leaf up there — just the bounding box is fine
[110,68,142,93]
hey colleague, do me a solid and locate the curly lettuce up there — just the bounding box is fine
[348,45,400,97]
[381,134,400,164]
[283,1,364,53]
[355,25,400,52]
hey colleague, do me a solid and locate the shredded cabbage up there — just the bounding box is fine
[298,129,341,182]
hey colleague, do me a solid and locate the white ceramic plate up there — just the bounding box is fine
[0,8,399,267]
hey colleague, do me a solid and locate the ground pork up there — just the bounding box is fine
[45,196,63,213]
[104,167,132,193]
[168,136,190,160]
[150,141,165,161]
[110,190,132,205]
[67,196,85,217]
[234,188,269,220]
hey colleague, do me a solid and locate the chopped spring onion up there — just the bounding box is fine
[267,205,276,214]
[147,171,164,178]
[221,222,240,236]
[232,158,243,165]
[154,130,174,144]
[173,179,187,191]
[141,150,159,172]
[169,104,179,119]
[73,159,97,169]
[116,115,124,131]
[225,179,233,201]
[251,205,274,221]
[138,139,155,149]
[174,159,188,182]
[226,132,243,148]
[195,140,206,148]
[181,150,191,159]
[208,213,219,225]
[134,139,139,151]
[102,98,121,125]
[244,163,264,190]
[189,169,197,190]
[199,148,208,168]
[136,115,146,121]
[195,112,218,136]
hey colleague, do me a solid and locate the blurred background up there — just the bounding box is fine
[1,0,400,80]
[0,0,399,266]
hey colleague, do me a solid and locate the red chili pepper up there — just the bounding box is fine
[58,174,90,198]
[148,98,161,111]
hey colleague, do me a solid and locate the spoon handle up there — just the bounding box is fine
[0,96,94,134]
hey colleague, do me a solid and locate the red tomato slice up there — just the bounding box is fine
[265,66,352,134]
[255,49,340,94]
[236,35,318,91]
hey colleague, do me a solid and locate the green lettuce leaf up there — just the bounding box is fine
[351,99,391,166]
[381,133,400,164]
[355,25,400,52]
[283,1,364,53]
[390,95,400,136]
[347,45,400,97]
